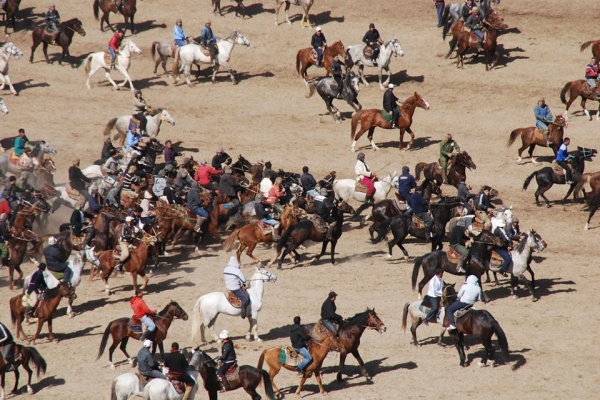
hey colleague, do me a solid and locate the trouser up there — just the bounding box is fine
[536,121,550,141]
[232,288,250,318]
[436,4,444,26]
[119,241,130,262]
[174,39,186,47]
[556,160,572,182]
[315,47,323,66]
[494,247,511,273]
[321,319,338,336]
[446,301,470,326]
[207,43,218,63]
[109,47,117,66]
[417,212,433,238]
[0,242,8,262]
[217,362,234,390]
[306,189,319,198]
[424,296,440,323]
[140,315,156,332]
[472,29,483,47]
[76,189,94,208]
[143,369,167,380]
[369,44,380,61]
[189,206,208,218]
[586,78,597,94]
[361,177,376,198]
[333,74,343,95]
[134,113,148,133]
[386,107,400,127]
[294,347,312,371]
[440,157,449,179]
[82,226,94,247]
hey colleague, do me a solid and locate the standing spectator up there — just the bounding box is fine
[434,0,445,27]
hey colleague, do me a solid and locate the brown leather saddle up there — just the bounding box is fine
[363,46,373,58]
[489,250,505,270]
[226,289,248,308]
[279,346,301,367]
[469,30,487,45]
[113,245,135,260]
[165,373,186,394]
[355,181,368,193]
[412,214,425,229]
[446,247,461,264]
[257,221,274,236]
[454,305,473,320]
[225,363,239,382]
[103,52,116,65]
[550,160,571,175]
[309,48,318,63]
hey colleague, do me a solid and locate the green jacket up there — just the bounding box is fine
[440,140,460,159]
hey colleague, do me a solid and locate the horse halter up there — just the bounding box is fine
[364,312,386,333]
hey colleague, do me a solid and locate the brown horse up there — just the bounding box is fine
[415,151,477,187]
[507,114,567,163]
[0,0,21,34]
[10,282,76,344]
[96,301,188,368]
[574,171,600,202]
[93,0,137,33]
[0,343,46,397]
[296,40,345,83]
[350,91,430,152]
[5,229,39,291]
[581,39,600,58]
[223,223,276,266]
[560,79,600,120]
[30,18,86,65]
[447,19,507,70]
[257,334,333,396]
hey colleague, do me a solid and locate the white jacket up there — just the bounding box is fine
[260,177,273,198]
[457,275,481,305]
[355,160,372,180]
[223,256,246,291]
[427,275,444,298]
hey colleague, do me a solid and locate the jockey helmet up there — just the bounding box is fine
[143,339,153,348]
[357,152,365,160]
[402,166,409,174]
[48,236,57,245]
[219,330,230,340]
[369,23,375,29]
[315,27,322,32]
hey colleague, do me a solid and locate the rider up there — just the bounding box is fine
[25,262,48,320]
[355,152,377,203]
[311,27,327,67]
[69,158,92,208]
[362,23,383,64]
[0,321,17,372]
[101,136,116,163]
[506,216,521,241]
[45,4,61,42]
[449,224,470,273]
[260,171,273,198]
[556,137,572,184]
[70,203,95,249]
[320,291,343,337]
[461,0,475,21]
[423,268,444,325]
[476,185,495,212]
[408,186,434,242]
[331,54,344,98]
[465,7,484,52]
[212,147,232,171]
[187,182,208,232]
[131,290,158,341]
[493,221,512,277]
[397,166,417,201]
[264,177,285,215]
[103,149,120,180]
[585,57,599,100]
[290,316,312,376]
[446,275,481,331]
[163,342,195,400]
[217,330,236,392]
[534,97,554,146]
[439,133,460,184]
[457,176,475,213]
[300,166,318,198]
[173,18,190,48]
[218,166,240,205]
[43,236,73,285]
[200,20,219,65]
[194,159,221,191]
[115,216,140,272]
[137,339,167,379]
[262,161,276,180]
[132,89,150,136]
[164,140,183,167]
[314,187,337,240]
[383,83,401,129]
[108,28,125,70]
[14,129,29,158]
[223,256,250,319]
[17,147,36,171]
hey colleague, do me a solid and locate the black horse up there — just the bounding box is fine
[585,190,600,231]
[0,343,47,396]
[523,147,596,207]
[1,0,22,34]
[373,196,462,257]
[412,230,503,302]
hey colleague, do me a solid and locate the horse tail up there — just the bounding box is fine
[277,225,295,253]
[345,48,354,70]
[401,301,410,332]
[172,46,181,78]
[223,228,240,252]
[261,369,276,400]
[560,81,571,105]
[103,117,118,140]
[580,40,596,53]
[491,318,509,358]
[256,349,267,369]
[24,346,47,377]
[151,41,160,61]
[305,79,316,99]
[412,256,423,291]
[522,171,537,191]
[573,173,589,199]
[415,162,426,181]
[83,54,93,75]
[295,50,302,74]
[96,321,113,360]
[507,128,522,148]
[350,110,362,139]
[191,297,204,345]
[442,5,451,40]
[93,0,100,20]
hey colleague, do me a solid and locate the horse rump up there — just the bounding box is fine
[507,128,523,147]
[522,170,538,190]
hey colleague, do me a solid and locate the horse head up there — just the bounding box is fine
[0,98,8,115]
[455,151,477,170]
[228,31,250,47]
[2,42,23,59]
[163,301,189,321]
[39,141,57,156]
[441,283,457,306]
[387,37,404,57]
[123,39,142,55]
[72,18,87,36]
[253,267,277,283]
[330,40,345,56]
[345,71,360,94]
[413,91,430,111]
[156,108,175,126]
[529,229,547,252]
[335,200,355,215]
[59,281,77,300]
[365,308,386,333]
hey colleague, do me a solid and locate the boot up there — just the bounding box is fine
[182,385,193,400]
[140,329,151,341]
[457,256,467,273]
[26,306,35,318]
[241,300,249,319]
[217,373,228,392]
[115,262,124,272]
[365,195,374,204]
[194,216,206,232]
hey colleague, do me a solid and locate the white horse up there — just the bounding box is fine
[506,230,546,301]
[0,97,8,114]
[191,267,277,344]
[0,42,23,95]
[172,31,250,86]
[345,38,404,90]
[491,206,513,232]
[332,171,398,203]
[52,176,115,212]
[103,108,176,146]
[83,39,142,91]
[0,141,57,177]
[274,0,315,26]
[110,373,143,400]
[402,298,446,345]
[143,373,198,400]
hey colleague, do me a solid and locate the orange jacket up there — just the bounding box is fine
[130,296,155,319]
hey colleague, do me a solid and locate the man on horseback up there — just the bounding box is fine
[439,133,460,184]
[212,147,232,171]
[44,236,73,285]
[173,18,190,48]
[311,27,327,67]
[200,20,219,66]
[457,176,475,213]
[0,321,17,372]
[25,262,48,320]
[69,158,92,208]
[108,28,124,70]
[137,339,167,379]
[217,330,236,392]
[132,89,150,136]
[355,152,377,202]
[534,97,554,146]
[164,140,183,168]
[476,186,495,212]
[300,166,318,197]
[260,171,273,198]
[17,147,35,171]
[163,342,195,400]
[45,4,60,44]
[187,182,208,232]
[194,159,221,191]
[14,128,28,158]
[320,291,343,337]
[461,0,475,21]
[219,166,240,205]
[465,7,484,52]
[314,187,337,240]
[383,84,401,129]
[423,268,444,325]
[556,137,573,185]
[70,204,95,249]
[103,149,120,179]
[449,224,470,273]
[585,57,599,100]
[290,316,312,376]
[408,186,434,241]
[331,54,344,98]
[493,221,512,276]
[264,177,285,215]
[446,275,481,331]
[363,23,383,64]
[131,291,158,341]
[398,166,417,200]
[115,216,140,272]
[223,256,250,319]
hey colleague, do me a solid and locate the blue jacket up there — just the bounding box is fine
[125,131,142,151]
[408,192,428,214]
[534,104,553,124]
[14,136,28,157]
[200,26,216,46]
[397,173,416,198]
[556,143,569,162]
[173,25,187,41]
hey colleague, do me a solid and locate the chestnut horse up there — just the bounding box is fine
[5,229,39,291]
[506,114,567,163]
[560,79,600,121]
[0,0,21,35]
[415,151,477,187]
[96,301,188,369]
[447,19,507,70]
[581,40,600,58]
[93,0,137,33]
[30,18,87,66]
[223,223,275,266]
[296,40,345,83]
[9,282,76,344]
[350,91,430,151]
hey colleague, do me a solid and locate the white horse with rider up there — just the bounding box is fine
[333,171,398,203]
[83,39,142,91]
[0,42,23,95]
[0,97,8,114]
[171,31,250,86]
[102,108,175,146]
[110,369,199,400]
[51,176,115,213]
[191,267,277,344]
[345,37,404,90]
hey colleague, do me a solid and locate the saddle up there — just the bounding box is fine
[363,46,374,58]
[454,304,473,320]
[165,373,186,395]
[392,195,408,211]
[488,250,507,271]
[66,184,84,202]
[9,153,19,165]
[258,221,275,236]
[412,214,425,229]
[103,52,117,66]
[472,211,490,231]
[380,108,399,123]
[355,180,368,193]
[469,30,487,45]
[225,363,239,382]
[307,214,328,234]
[550,160,571,175]
[278,346,301,367]
[129,316,143,332]
[226,288,248,308]
[446,247,462,264]
[309,48,318,63]
[112,244,134,260]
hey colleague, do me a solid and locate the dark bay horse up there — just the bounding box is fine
[580,39,600,58]
[560,79,600,120]
[523,147,596,207]
[93,0,137,33]
[584,190,600,231]
[447,19,507,70]
[96,301,188,368]
[441,284,509,367]
[0,344,46,397]
[1,0,21,34]
[211,0,246,18]
[10,282,76,344]
[296,40,345,83]
[415,151,477,187]
[507,114,567,163]
[350,91,430,151]
[30,18,86,65]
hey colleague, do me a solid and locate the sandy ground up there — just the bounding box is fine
[1,0,600,399]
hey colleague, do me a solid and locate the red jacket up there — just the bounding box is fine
[130,296,155,319]
[0,200,10,216]
[264,184,284,205]
[194,164,222,186]
[108,33,123,51]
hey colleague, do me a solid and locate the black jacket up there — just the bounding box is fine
[101,141,116,162]
[290,324,310,349]
[494,227,511,248]
[314,197,334,221]
[311,33,327,49]
[218,173,237,197]
[449,225,469,247]
[300,173,317,192]
[220,340,236,363]
[362,29,381,45]
[476,192,494,211]
[163,351,189,375]
[457,183,475,203]
[331,60,342,76]
[383,89,398,112]
[212,153,232,170]
[320,298,342,322]
[44,244,68,272]
[68,166,91,191]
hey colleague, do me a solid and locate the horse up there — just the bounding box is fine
[560,79,600,120]
[296,40,345,83]
[211,0,247,18]
[172,31,250,86]
[0,97,8,114]
[580,39,600,59]
[350,92,430,151]
[188,350,219,400]
[345,38,404,89]
[223,223,277,266]
[142,371,199,400]
[574,171,600,204]
[373,196,463,258]
[30,18,86,66]
[442,0,500,35]
[83,39,142,91]
[443,6,504,54]
[332,171,398,204]
[103,108,175,146]
[305,72,361,123]
[415,151,477,187]
[447,19,507,70]
[109,372,143,400]
[523,147,596,207]
[584,190,600,230]
[9,282,76,344]
[441,284,509,367]
[274,0,314,26]
[93,0,137,33]
[191,268,277,344]
[0,344,46,398]
[97,301,188,369]
[507,114,568,164]
[0,0,21,35]
[5,229,39,291]
[490,206,513,233]
[0,42,23,95]
[502,230,546,301]
[0,141,57,178]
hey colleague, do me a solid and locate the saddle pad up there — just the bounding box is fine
[279,346,301,367]
[10,153,19,164]
[355,181,368,193]
[447,247,461,264]
[393,198,408,211]
[226,364,239,382]
[226,291,242,308]
[380,109,392,122]
[307,214,327,234]
[223,202,235,210]
[309,48,318,62]
[550,160,566,174]
[66,184,84,202]
[454,307,473,319]
[412,215,425,229]
[129,317,143,333]
[363,46,373,58]
[49,270,65,280]
[165,374,185,394]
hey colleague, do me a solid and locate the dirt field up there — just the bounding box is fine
[1,0,599,399]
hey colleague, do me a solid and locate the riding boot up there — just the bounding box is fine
[83,232,93,249]
[457,256,467,273]
[182,385,194,400]
[241,300,249,319]
[139,329,151,342]
[217,373,228,392]
[365,195,374,204]
[25,306,34,318]
[194,216,206,232]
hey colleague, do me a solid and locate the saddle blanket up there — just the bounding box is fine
[279,346,301,367]
[165,374,185,394]
[129,316,143,332]
[307,214,327,234]
[446,247,461,264]
[355,181,368,193]
[223,202,236,210]
[412,214,425,229]
[66,184,84,202]
[226,290,243,308]
[380,108,400,123]
[363,46,373,58]
[225,364,239,382]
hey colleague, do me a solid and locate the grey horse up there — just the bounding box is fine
[306,72,362,123]
[0,141,57,179]
[441,0,500,38]
[345,38,404,90]
[0,97,8,115]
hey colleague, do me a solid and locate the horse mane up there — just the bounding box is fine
[148,107,164,116]
[515,233,528,254]
[342,308,373,329]
[158,300,177,315]
[224,31,240,41]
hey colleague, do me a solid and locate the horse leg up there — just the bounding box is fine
[410,320,422,345]
[117,68,135,91]
[102,67,120,90]
[395,241,410,261]
[285,3,292,25]
[378,67,385,90]
[479,336,493,367]
[536,184,553,208]
[245,243,261,265]
[59,45,68,66]
[30,39,40,63]
[2,75,17,95]
[351,349,371,381]
[359,64,368,86]
[250,316,262,342]
[456,332,467,366]
[527,265,536,288]
[184,65,194,87]
[368,127,378,151]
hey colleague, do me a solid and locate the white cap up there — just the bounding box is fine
[219,330,229,340]
[48,236,57,245]
[315,26,322,32]
[388,83,394,89]
[143,339,153,348]
[125,216,134,222]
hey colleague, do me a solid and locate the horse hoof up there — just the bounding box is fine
[532,297,538,302]
[27,385,34,394]
[257,338,263,343]
[477,361,487,367]
[110,363,116,370]
[384,254,392,259]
